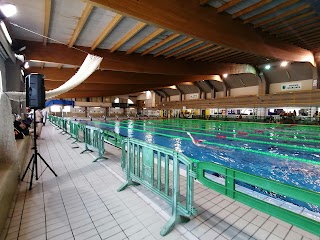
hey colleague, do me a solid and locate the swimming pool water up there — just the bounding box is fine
[83,119,320,212]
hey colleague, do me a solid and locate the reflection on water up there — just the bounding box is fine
[173,138,182,153]
[145,132,154,144]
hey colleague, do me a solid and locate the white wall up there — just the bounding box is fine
[137,93,146,100]
[170,95,180,101]
[269,79,313,94]
[216,91,225,98]
[230,86,259,97]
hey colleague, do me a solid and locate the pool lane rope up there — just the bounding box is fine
[118,120,320,153]
[167,119,320,137]
[94,121,320,166]
[133,119,320,144]
[157,119,320,140]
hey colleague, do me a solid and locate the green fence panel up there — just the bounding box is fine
[67,121,80,144]
[196,161,320,236]
[61,118,69,134]
[80,125,107,162]
[118,138,197,236]
[103,130,124,148]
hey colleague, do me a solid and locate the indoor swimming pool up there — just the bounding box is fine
[83,119,320,213]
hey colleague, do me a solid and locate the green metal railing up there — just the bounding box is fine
[48,116,320,236]
[195,161,320,236]
[80,125,107,162]
[104,130,124,148]
[67,121,80,144]
[61,118,69,134]
[118,138,197,236]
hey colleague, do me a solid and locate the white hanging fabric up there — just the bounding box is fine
[46,54,102,98]
[0,92,17,163]
[0,54,102,163]
[4,54,103,101]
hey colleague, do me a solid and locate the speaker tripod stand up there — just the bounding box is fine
[21,109,57,190]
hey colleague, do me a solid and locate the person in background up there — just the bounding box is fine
[35,109,44,139]
[186,132,231,152]
[313,111,318,118]
[42,109,48,126]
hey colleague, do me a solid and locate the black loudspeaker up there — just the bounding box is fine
[25,73,45,109]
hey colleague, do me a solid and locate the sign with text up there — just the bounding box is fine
[281,82,301,91]
[189,93,199,99]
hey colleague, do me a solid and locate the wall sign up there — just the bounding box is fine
[281,82,301,91]
[189,93,199,99]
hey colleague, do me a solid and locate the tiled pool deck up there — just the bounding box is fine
[0,124,319,240]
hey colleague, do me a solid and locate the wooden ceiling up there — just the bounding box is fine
[9,0,318,98]
[203,0,320,53]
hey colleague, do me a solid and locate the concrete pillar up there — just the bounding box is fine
[256,107,267,118]
[258,73,268,95]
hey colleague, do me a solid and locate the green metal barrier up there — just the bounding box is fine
[67,121,80,144]
[118,138,197,236]
[80,125,107,162]
[61,118,69,134]
[195,161,320,236]
[104,130,124,148]
[49,115,58,126]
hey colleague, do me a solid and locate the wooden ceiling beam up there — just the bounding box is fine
[262,11,315,32]
[43,0,52,46]
[141,33,180,56]
[186,46,221,60]
[165,40,203,58]
[243,0,299,24]
[176,43,213,59]
[207,51,242,62]
[56,84,171,98]
[29,67,249,85]
[205,49,238,60]
[217,0,242,13]
[278,21,320,39]
[91,13,123,50]
[45,81,168,91]
[68,3,94,47]
[87,0,313,63]
[193,48,228,61]
[199,0,210,6]
[110,21,147,52]
[23,40,257,75]
[254,4,310,29]
[154,37,193,57]
[291,33,320,44]
[272,17,317,36]
[126,28,165,54]
[232,0,272,19]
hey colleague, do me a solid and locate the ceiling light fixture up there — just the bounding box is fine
[265,64,271,70]
[24,61,29,69]
[280,61,288,67]
[0,3,17,17]
[223,74,228,78]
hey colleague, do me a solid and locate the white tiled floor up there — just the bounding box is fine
[1,124,319,240]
